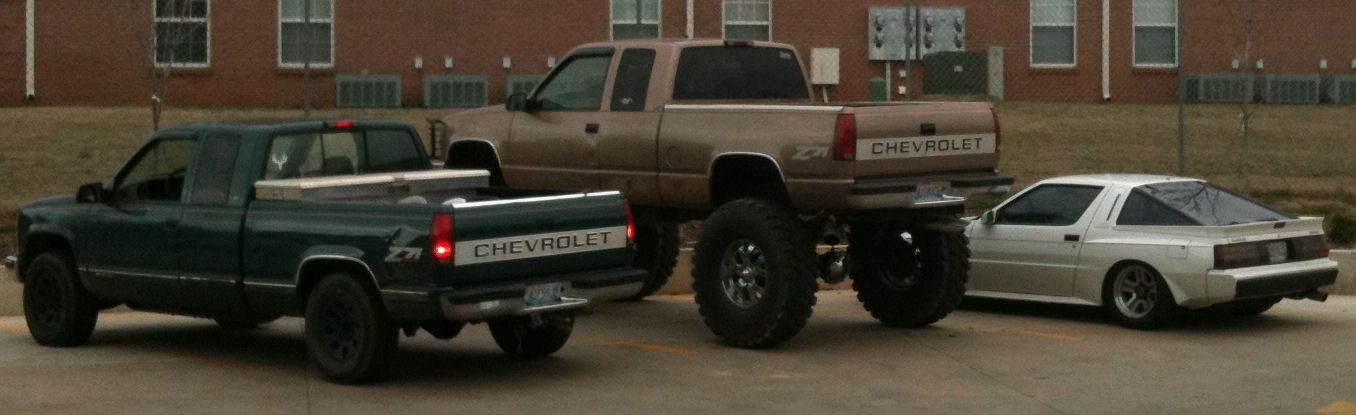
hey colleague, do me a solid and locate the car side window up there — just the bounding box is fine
[115,138,197,203]
[533,55,611,111]
[1117,190,1199,226]
[996,184,1104,226]
[190,134,242,206]
[611,48,655,111]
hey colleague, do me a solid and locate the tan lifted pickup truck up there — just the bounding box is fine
[440,39,1013,348]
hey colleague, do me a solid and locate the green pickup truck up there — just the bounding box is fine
[3,119,644,383]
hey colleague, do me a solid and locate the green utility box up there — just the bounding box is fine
[869,77,889,101]
[923,51,987,95]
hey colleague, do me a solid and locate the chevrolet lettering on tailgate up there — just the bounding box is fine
[457,226,629,265]
[857,134,997,160]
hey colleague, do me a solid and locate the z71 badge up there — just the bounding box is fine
[385,247,423,262]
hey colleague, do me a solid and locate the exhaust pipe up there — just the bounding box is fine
[1286,289,1329,302]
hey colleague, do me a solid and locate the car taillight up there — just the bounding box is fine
[431,213,455,265]
[624,201,636,242]
[990,106,1002,153]
[834,114,856,161]
[1292,235,1330,260]
[1214,242,1264,270]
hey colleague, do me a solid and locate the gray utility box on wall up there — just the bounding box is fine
[425,75,488,108]
[867,7,966,61]
[917,7,966,57]
[1261,75,1322,104]
[337,75,402,108]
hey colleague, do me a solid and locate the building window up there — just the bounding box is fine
[1030,0,1075,66]
[279,0,333,67]
[723,0,771,41]
[154,0,209,67]
[612,0,660,39]
[1134,0,1178,66]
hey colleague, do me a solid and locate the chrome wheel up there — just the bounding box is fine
[1112,265,1159,319]
[719,239,767,308]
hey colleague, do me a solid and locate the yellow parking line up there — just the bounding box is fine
[0,323,28,333]
[572,333,698,356]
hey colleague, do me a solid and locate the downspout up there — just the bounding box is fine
[25,0,35,99]
[1101,0,1110,101]
[686,0,694,38]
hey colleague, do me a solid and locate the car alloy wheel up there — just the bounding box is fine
[719,239,768,309]
[1112,265,1159,319]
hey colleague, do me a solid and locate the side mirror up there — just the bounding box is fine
[76,182,107,204]
[980,210,996,226]
[506,93,528,112]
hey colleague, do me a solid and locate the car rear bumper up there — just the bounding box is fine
[1198,259,1340,306]
[381,267,646,322]
[846,171,1014,209]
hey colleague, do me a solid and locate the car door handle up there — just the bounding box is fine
[1064,234,1080,242]
[585,123,600,134]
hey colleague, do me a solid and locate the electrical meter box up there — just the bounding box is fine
[867,7,916,61]
[918,7,967,56]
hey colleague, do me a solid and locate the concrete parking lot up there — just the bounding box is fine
[1,290,1354,414]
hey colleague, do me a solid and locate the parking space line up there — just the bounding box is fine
[572,333,698,356]
[0,323,28,333]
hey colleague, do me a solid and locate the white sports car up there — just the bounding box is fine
[964,174,1339,329]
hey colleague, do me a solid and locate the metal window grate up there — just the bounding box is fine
[1261,75,1321,104]
[1185,73,1250,103]
[1328,75,1356,104]
[424,75,487,108]
[336,74,402,108]
[506,74,545,99]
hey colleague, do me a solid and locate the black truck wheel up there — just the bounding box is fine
[849,226,968,328]
[620,219,680,301]
[488,314,574,358]
[692,198,817,349]
[23,251,99,347]
[304,273,398,384]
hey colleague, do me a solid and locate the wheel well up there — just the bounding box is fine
[709,155,790,207]
[446,141,505,186]
[295,259,378,310]
[19,234,73,282]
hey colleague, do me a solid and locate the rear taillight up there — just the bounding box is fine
[1214,242,1264,270]
[624,201,636,242]
[431,213,455,265]
[990,106,1002,153]
[1292,235,1330,260]
[834,114,856,161]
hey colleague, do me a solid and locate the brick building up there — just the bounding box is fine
[1,0,1354,108]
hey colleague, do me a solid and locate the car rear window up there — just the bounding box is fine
[1122,181,1295,226]
[263,128,428,180]
[673,46,810,100]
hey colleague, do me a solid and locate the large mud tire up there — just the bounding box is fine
[692,199,817,349]
[619,219,680,301]
[488,314,574,358]
[849,226,968,328]
[304,274,398,384]
[23,251,99,347]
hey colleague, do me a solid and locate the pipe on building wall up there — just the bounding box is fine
[686,0,694,38]
[1101,0,1110,101]
[25,0,35,99]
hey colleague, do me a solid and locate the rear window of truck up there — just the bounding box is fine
[673,46,810,100]
[263,128,428,180]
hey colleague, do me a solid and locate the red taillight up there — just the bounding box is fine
[1293,235,1330,260]
[990,106,1002,153]
[1214,242,1264,270]
[334,120,355,129]
[834,114,856,161]
[624,201,636,241]
[431,213,455,265]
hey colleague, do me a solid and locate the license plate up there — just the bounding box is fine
[916,182,947,203]
[1266,241,1288,263]
[525,282,566,306]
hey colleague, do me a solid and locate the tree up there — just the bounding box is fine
[149,0,209,130]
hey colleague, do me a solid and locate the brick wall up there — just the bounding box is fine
[0,1,26,106]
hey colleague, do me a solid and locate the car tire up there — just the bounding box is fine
[691,198,817,349]
[1215,296,1283,316]
[619,218,680,301]
[1103,263,1179,330]
[848,226,968,328]
[214,315,281,330]
[23,250,99,347]
[488,314,574,358]
[304,273,398,384]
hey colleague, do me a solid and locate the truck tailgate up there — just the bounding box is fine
[849,101,999,178]
[446,191,632,286]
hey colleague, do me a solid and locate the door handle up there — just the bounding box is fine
[585,123,600,134]
[1064,234,1080,242]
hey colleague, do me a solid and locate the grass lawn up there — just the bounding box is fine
[2,102,1353,255]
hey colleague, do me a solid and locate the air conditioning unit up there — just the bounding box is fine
[1261,75,1321,104]
[1186,73,1251,103]
[336,75,402,108]
[1328,75,1356,104]
[505,74,546,99]
[424,75,488,108]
